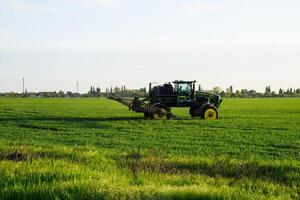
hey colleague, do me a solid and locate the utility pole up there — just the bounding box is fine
[76,81,79,98]
[22,78,25,94]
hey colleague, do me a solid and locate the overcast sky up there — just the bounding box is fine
[0,0,299,93]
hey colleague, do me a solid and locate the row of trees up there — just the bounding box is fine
[86,85,147,97]
[1,85,299,98]
[211,85,300,98]
[0,85,148,98]
[0,91,80,98]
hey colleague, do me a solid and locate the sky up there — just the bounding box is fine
[0,0,299,93]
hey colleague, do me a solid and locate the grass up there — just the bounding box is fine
[0,97,299,199]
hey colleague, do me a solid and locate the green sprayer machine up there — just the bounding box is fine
[109,80,222,120]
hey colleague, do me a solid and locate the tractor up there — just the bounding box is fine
[109,80,222,120]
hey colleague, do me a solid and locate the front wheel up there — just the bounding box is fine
[201,106,219,120]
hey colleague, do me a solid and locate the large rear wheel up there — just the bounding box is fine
[201,105,219,120]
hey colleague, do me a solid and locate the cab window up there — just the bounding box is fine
[175,83,191,92]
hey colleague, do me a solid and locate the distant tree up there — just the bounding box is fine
[58,90,65,97]
[225,86,233,97]
[231,93,238,98]
[265,86,271,95]
[96,87,101,96]
[241,89,247,94]
[213,86,222,94]
[285,88,291,95]
[248,90,257,97]
[198,84,202,91]
[88,86,97,96]
[241,89,248,97]
[285,88,289,95]
[236,90,241,97]
[220,91,226,97]
[271,91,276,97]
[114,87,120,93]
[230,85,233,94]
[66,91,72,97]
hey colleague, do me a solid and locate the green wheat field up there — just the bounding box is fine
[0,98,299,199]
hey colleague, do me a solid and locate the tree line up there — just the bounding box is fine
[0,85,147,98]
[210,85,300,98]
[0,85,299,98]
[85,85,147,98]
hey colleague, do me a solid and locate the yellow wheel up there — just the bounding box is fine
[203,107,219,120]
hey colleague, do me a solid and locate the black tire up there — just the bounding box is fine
[166,112,172,119]
[149,113,155,119]
[144,112,151,119]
